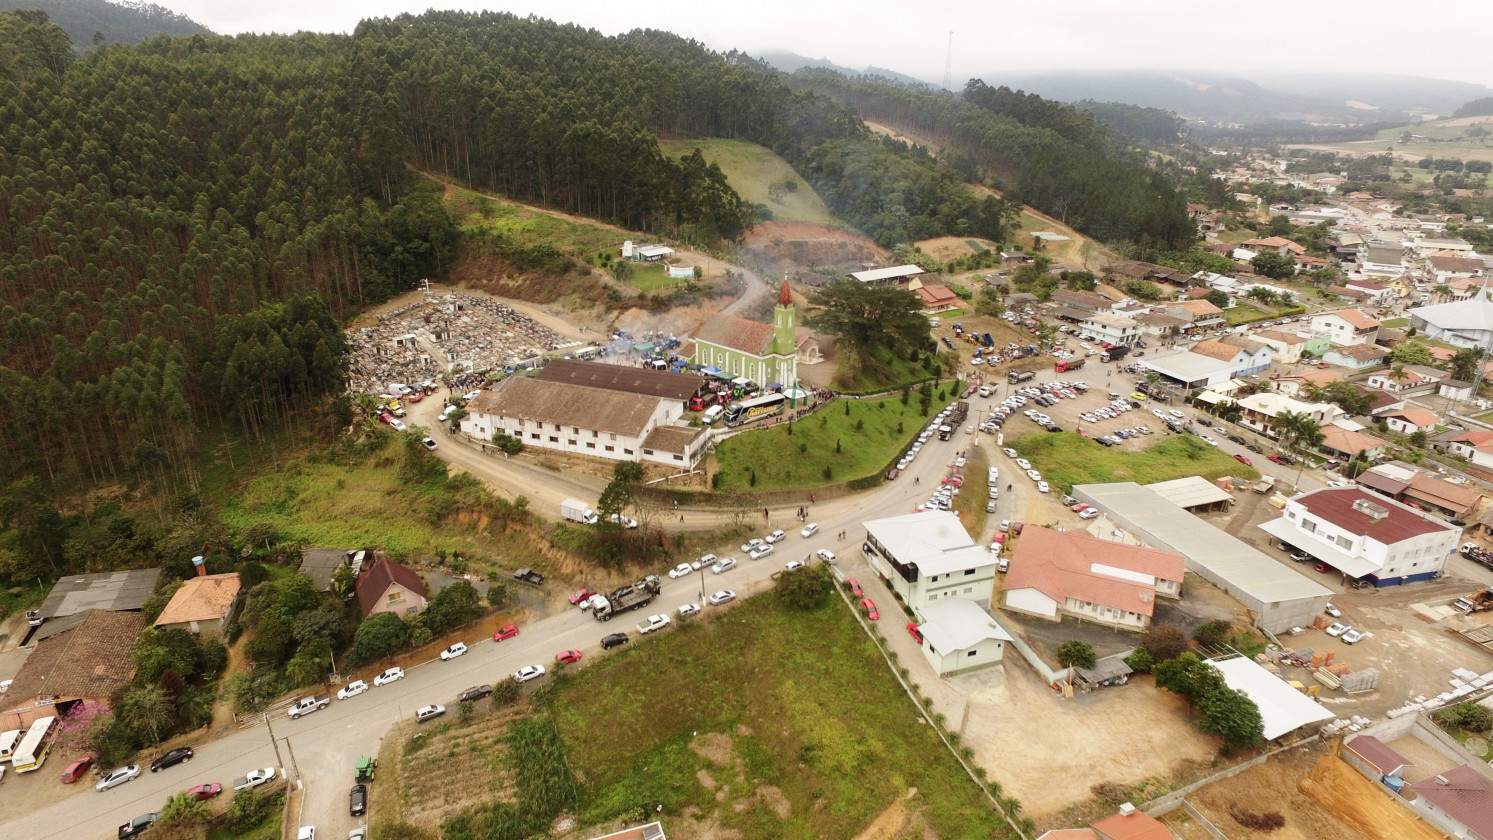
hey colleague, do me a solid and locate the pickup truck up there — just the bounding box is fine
[287,694,330,719]
[513,568,545,586]
[233,768,276,791]
[636,614,671,634]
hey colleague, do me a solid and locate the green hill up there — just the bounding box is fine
[659,138,840,227]
[0,0,210,47]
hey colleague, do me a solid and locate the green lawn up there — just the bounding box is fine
[1011,432,1257,494]
[218,436,547,567]
[658,138,840,227]
[1380,317,1409,328]
[713,395,933,491]
[450,187,625,253]
[621,258,690,292]
[548,591,1004,839]
[1223,303,1273,325]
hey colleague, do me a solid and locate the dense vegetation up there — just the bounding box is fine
[786,71,1196,250]
[1453,96,1493,118]
[0,0,208,47]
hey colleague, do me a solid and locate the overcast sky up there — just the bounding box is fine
[165,0,1493,89]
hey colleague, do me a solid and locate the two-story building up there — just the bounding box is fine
[862,511,997,611]
[1260,488,1460,586]
[1433,428,1493,470]
[1382,408,1442,435]
[1183,337,1274,377]
[1252,329,1306,364]
[1233,392,1343,439]
[1079,312,1141,346]
[1160,300,1226,332]
[1425,255,1486,285]
[1364,366,1442,395]
[1001,527,1185,631]
[1310,309,1380,347]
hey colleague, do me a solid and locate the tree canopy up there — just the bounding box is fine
[805,280,930,355]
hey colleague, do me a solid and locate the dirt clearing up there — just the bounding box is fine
[1173,741,1443,840]
[916,236,1000,263]
[739,221,887,275]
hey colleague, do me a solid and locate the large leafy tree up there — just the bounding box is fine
[805,280,930,355]
[1153,651,1224,710]
[351,611,409,664]
[1199,685,1265,750]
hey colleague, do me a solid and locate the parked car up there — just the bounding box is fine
[765,529,787,543]
[847,579,863,597]
[337,680,369,701]
[350,783,368,816]
[415,705,446,723]
[373,667,405,686]
[1342,628,1366,644]
[61,755,93,783]
[815,549,837,564]
[555,650,583,664]
[97,765,142,792]
[748,544,775,560]
[669,563,694,579]
[150,748,193,773]
[119,813,160,839]
[800,523,819,538]
[906,623,923,643]
[677,603,701,617]
[708,590,737,606]
[784,559,805,571]
[600,633,629,649]
[1234,454,1252,466]
[440,642,468,661]
[1323,603,1342,618]
[514,664,547,682]
[861,598,879,620]
[234,768,276,791]
[187,783,222,801]
[457,685,494,703]
[493,624,520,641]
[711,557,737,574]
[421,437,437,451]
[569,588,596,605]
[1325,622,1347,637]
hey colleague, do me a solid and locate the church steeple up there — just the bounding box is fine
[772,279,796,356]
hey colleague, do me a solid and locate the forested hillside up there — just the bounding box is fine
[0,0,209,46]
[787,70,1195,249]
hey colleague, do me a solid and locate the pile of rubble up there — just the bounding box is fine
[346,294,576,394]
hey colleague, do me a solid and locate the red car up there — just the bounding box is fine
[1267,454,1287,464]
[847,579,863,597]
[60,755,92,783]
[556,650,582,664]
[1314,562,1331,573]
[187,783,222,800]
[992,532,1006,544]
[406,391,422,403]
[906,623,923,643]
[568,588,595,605]
[1234,454,1253,466]
[861,598,880,620]
[1070,503,1089,512]
[493,624,520,641]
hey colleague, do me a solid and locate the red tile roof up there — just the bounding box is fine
[1333,344,1386,361]
[692,314,777,356]
[1295,488,1449,542]
[1345,736,1413,775]
[356,558,429,615]
[1190,340,1245,362]
[1322,308,1380,330]
[1005,527,1185,617]
[1408,765,1493,839]
[1091,810,1173,840]
[917,284,959,308]
[1386,408,1440,428]
[1318,425,1385,456]
[155,573,241,625]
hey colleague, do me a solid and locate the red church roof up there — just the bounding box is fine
[778,279,793,306]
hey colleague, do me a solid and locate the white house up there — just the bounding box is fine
[911,598,1012,677]
[862,511,997,610]
[1259,488,1460,586]
[1309,309,1380,347]
[1365,366,1441,395]
[1382,408,1441,435]
[460,377,706,468]
[1078,312,1141,347]
[1251,330,1306,364]
[1233,392,1343,439]
[1000,527,1185,631]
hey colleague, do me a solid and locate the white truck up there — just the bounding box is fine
[287,694,330,719]
[561,498,599,525]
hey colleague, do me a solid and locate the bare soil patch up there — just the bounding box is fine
[1173,741,1442,840]
[865,121,945,153]
[690,731,736,767]
[916,235,999,262]
[739,221,887,276]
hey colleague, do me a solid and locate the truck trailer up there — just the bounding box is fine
[560,498,599,525]
[591,578,662,621]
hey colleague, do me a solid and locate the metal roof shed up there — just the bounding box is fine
[1072,482,1331,633]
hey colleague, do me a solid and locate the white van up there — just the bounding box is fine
[702,405,724,425]
[0,729,21,763]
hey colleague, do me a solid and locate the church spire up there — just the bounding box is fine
[778,278,793,306]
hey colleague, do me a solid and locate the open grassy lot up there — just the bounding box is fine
[713,394,935,491]
[219,436,545,565]
[1290,115,1493,164]
[547,591,1003,839]
[1223,302,1273,325]
[658,138,838,227]
[447,186,625,253]
[1011,432,1257,494]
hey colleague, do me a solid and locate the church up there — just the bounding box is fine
[688,280,805,388]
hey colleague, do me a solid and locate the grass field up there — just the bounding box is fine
[1011,432,1257,494]
[954,444,992,537]
[448,186,625,253]
[1224,303,1273,325]
[713,394,938,491]
[1289,115,1493,164]
[658,138,839,227]
[218,435,546,566]
[548,590,1004,838]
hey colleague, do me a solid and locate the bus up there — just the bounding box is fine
[723,393,787,427]
[11,716,58,773]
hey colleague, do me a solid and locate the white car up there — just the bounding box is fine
[765,529,787,544]
[637,614,671,634]
[741,538,765,553]
[999,520,1011,532]
[1079,508,1100,520]
[388,418,407,432]
[815,549,837,564]
[440,642,468,661]
[1004,448,1019,458]
[1168,409,1184,419]
[953,456,967,468]
[235,768,276,791]
[437,408,451,422]
[415,704,446,723]
[709,590,737,606]
[337,680,369,701]
[749,543,775,560]
[373,667,405,687]
[1341,628,1366,644]
[1016,458,1032,470]
[711,557,737,574]
[606,513,639,529]
[1026,469,1042,481]
[421,437,438,451]
[514,664,547,682]
[1325,622,1347,637]
[1037,481,1050,494]
[800,523,819,538]
[1323,603,1342,618]
[784,559,806,571]
[678,603,701,617]
[298,827,315,840]
[96,765,141,792]
[1199,435,1218,447]
[668,563,694,579]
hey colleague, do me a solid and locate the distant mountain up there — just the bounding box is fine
[757,50,931,89]
[0,0,211,48]
[974,70,1492,126]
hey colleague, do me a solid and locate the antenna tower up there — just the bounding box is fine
[943,31,953,91]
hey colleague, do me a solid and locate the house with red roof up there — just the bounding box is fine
[1382,408,1441,435]
[1434,428,1493,471]
[1001,527,1185,631]
[1260,487,1460,585]
[1309,308,1379,346]
[1035,805,1172,840]
[1243,236,1306,256]
[356,556,430,617]
[1409,765,1493,840]
[688,280,804,388]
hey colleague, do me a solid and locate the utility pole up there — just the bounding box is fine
[263,713,285,772]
